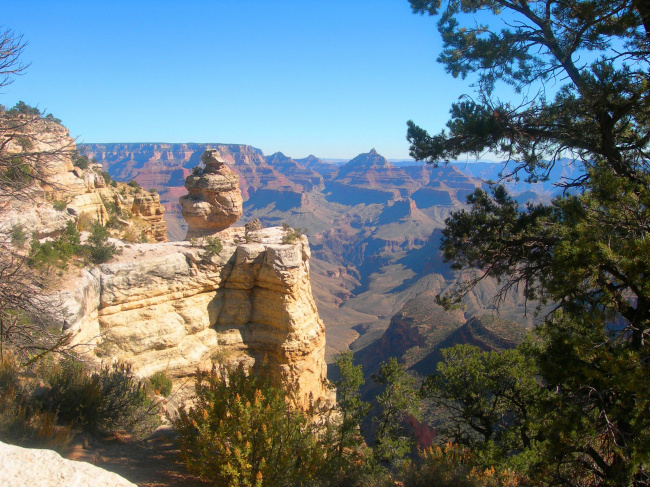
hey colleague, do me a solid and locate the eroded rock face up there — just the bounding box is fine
[0,440,136,487]
[130,192,167,242]
[179,150,243,240]
[65,227,332,409]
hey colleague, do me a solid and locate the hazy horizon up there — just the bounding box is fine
[2,0,483,160]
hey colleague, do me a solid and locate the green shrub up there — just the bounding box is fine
[10,224,27,248]
[110,180,117,187]
[203,236,222,258]
[106,215,122,229]
[86,222,119,264]
[102,198,119,216]
[7,101,40,116]
[0,355,72,450]
[148,370,172,396]
[148,187,158,194]
[44,361,157,437]
[27,221,81,271]
[52,200,67,211]
[282,223,307,244]
[100,171,111,185]
[44,113,62,124]
[76,213,93,231]
[127,179,140,189]
[2,157,33,190]
[402,444,521,487]
[173,364,326,487]
[72,154,89,169]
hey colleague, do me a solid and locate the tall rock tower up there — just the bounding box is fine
[179,150,243,239]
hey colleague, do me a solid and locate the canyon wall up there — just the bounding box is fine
[63,226,332,408]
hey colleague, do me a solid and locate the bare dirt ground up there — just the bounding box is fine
[65,431,210,487]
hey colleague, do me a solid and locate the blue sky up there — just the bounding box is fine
[3,0,478,159]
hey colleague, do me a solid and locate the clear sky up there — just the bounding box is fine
[2,0,476,160]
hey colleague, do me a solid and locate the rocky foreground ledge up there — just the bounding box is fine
[0,441,136,487]
[61,226,332,408]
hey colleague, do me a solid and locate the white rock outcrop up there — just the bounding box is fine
[0,441,136,487]
[65,226,332,408]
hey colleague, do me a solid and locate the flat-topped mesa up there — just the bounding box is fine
[180,150,243,240]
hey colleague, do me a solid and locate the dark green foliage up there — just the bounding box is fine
[406,0,650,183]
[148,370,172,396]
[44,361,156,436]
[202,236,222,258]
[2,157,33,191]
[28,220,118,269]
[529,314,650,485]
[422,344,542,460]
[9,224,27,248]
[52,199,67,211]
[71,153,89,169]
[28,221,81,270]
[102,198,119,216]
[100,171,111,185]
[6,100,40,116]
[372,358,421,468]
[105,215,122,230]
[148,187,158,194]
[86,222,118,264]
[44,113,61,125]
[327,352,372,485]
[407,2,650,483]
[173,363,326,487]
[127,179,140,188]
[333,351,371,459]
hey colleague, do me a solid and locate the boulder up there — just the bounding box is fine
[179,150,243,239]
[0,441,136,487]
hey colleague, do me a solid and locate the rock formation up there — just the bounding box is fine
[65,227,332,408]
[0,441,136,487]
[63,158,331,407]
[0,118,167,242]
[179,150,243,240]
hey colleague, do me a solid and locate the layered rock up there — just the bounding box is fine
[130,192,167,242]
[326,149,418,205]
[179,150,243,239]
[0,118,168,241]
[65,227,331,408]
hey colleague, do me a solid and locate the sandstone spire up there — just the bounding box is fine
[180,150,243,239]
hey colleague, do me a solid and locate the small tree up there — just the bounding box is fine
[173,363,326,487]
[423,344,542,460]
[86,222,118,264]
[333,351,371,459]
[0,29,75,367]
[372,358,420,468]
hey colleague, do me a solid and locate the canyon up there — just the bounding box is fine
[81,142,541,362]
[2,121,332,408]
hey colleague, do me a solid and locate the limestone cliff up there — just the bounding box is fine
[64,226,332,408]
[0,117,167,242]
